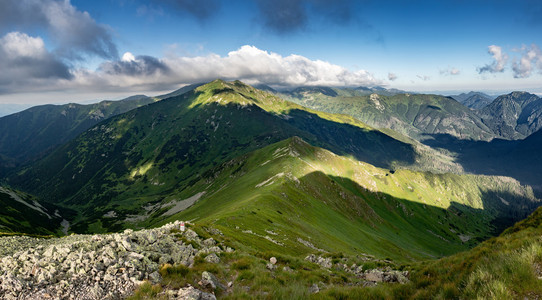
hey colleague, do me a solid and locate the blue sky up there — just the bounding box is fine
[0,0,541,103]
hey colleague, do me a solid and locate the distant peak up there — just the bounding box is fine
[189,79,291,113]
[509,91,532,96]
[497,91,539,103]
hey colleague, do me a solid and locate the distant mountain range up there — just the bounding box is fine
[277,86,542,193]
[281,90,496,142]
[478,91,542,139]
[449,91,495,110]
[0,95,155,175]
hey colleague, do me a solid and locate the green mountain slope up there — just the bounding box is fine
[282,90,496,142]
[8,80,458,232]
[423,129,542,195]
[0,95,155,173]
[479,91,542,139]
[0,187,71,236]
[151,137,540,262]
[155,83,204,100]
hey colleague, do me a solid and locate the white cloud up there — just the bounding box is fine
[388,72,397,81]
[512,44,542,78]
[478,45,508,74]
[416,75,431,81]
[83,45,380,91]
[0,32,71,91]
[122,52,137,62]
[0,45,380,97]
[440,67,460,76]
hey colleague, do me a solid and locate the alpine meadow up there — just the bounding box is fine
[0,0,541,299]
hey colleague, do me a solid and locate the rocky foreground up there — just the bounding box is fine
[0,221,228,299]
[0,221,411,299]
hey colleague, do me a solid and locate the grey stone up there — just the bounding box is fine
[202,238,216,247]
[305,254,332,268]
[201,291,217,300]
[201,271,224,290]
[365,270,384,282]
[207,227,223,236]
[177,286,202,300]
[0,221,229,299]
[205,253,220,264]
[308,283,319,293]
[185,229,199,241]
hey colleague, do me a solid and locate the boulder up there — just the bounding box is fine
[205,253,220,264]
[177,286,205,300]
[202,238,216,247]
[201,271,224,290]
[266,263,276,271]
[365,270,384,282]
[185,229,199,241]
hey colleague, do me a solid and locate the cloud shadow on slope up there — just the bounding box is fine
[420,132,542,195]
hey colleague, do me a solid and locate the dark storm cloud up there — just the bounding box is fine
[255,0,356,34]
[150,0,220,20]
[100,55,170,76]
[0,0,118,60]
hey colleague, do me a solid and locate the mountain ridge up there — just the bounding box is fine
[479,91,542,139]
[0,95,155,175]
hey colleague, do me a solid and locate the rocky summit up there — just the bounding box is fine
[0,221,230,299]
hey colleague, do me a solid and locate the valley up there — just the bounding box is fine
[0,80,541,299]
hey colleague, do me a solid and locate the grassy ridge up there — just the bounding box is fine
[155,137,539,261]
[130,141,542,299]
[316,206,542,299]
[0,95,154,174]
[9,80,447,232]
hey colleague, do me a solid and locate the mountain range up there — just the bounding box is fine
[0,80,541,298]
[450,91,494,109]
[479,91,542,139]
[0,95,155,175]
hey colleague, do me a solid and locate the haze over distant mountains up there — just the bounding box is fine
[449,91,495,110]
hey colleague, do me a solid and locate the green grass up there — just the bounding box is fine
[131,207,542,298]
[280,90,496,142]
[0,187,69,236]
[9,80,443,233]
[0,95,153,172]
[156,137,539,262]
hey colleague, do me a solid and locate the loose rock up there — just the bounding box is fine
[201,271,224,290]
[0,221,230,299]
[205,253,220,264]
